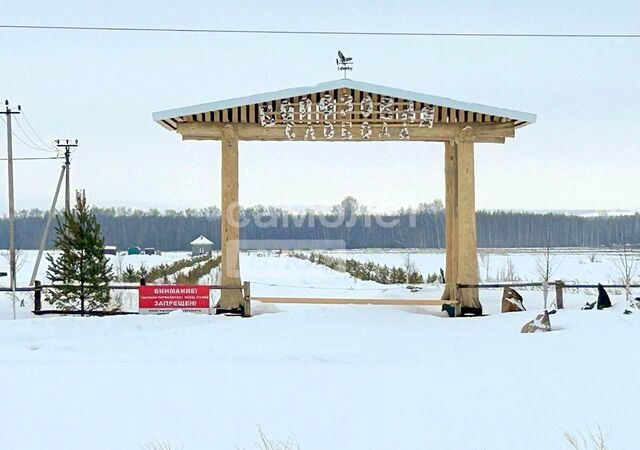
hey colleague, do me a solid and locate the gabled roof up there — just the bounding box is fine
[152,78,536,128]
[190,235,213,245]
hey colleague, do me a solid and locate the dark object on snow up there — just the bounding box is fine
[103,245,117,255]
[461,306,483,316]
[521,310,552,333]
[34,280,42,312]
[501,287,525,313]
[582,302,596,310]
[439,268,445,284]
[215,305,247,317]
[547,309,557,315]
[442,304,483,317]
[597,283,612,310]
[623,309,633,315]
[442,303,455,317]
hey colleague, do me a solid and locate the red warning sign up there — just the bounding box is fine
[139,285,210,314]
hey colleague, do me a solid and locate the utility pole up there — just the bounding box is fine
[2,100,21,320]
[29,164,66,286]
[55,139,78,213]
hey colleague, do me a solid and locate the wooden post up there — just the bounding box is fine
[555,280,564,309]
[456,136,482,312]
[442,141,458,307]
[242,281,252,317]
[218,125,243,310]
[34,280,42,312]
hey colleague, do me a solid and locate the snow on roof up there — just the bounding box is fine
[190,235,213,245]
[152,78,536,125]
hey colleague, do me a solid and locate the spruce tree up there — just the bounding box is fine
[46,191,113,313]
[123,264,137,282]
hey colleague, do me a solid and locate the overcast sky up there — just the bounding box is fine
[1,0,639,213]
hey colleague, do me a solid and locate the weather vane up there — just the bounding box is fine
[336,50,353,79]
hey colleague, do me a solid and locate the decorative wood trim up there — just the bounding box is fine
[176,122,512,143]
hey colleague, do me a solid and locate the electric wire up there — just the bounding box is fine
[0,115,53,152]
[0,24,639,39]
[0,156,64,161]
[0,115,63,160]
[13,116,57,152]
[20,111,56,150]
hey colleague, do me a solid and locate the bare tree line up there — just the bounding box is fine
[1,200,640,251]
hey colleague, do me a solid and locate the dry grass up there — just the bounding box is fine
[564,426,609,450]
[141,428,296,450]
[255,427,299,450]
[141,439,182,450]
[141,426,611,449]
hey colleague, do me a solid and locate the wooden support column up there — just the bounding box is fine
[218,125,243,310]
[456,135,482,312]
[442,141,458,304]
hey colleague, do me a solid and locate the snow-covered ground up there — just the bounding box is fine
[0,250,639,449]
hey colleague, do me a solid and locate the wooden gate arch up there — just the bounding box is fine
[153,79,536,316]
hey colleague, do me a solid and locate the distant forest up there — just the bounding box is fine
[1,198,639,250]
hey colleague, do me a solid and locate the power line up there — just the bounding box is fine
[20,111,55,150]
[0,115,52,152]
[0,24,639,39]
[0,156,64,161]
[13,116,56,152]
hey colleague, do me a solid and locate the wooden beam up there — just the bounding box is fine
[218,125,243,310]
[442,141,459,305]
[251,297,457,306]
[475,137,505,144]
[178,123,223,140]
[456,138,482,310]
[177,122,515,143]
[472,122,515,138]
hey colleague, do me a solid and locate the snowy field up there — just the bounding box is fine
[315,247,639,285]
[3,248,638,316]
[0,249,639,449]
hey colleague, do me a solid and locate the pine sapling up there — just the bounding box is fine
[46,191,113,314]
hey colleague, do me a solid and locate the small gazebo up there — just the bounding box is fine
[153,79,536,316]
[190,235,214,257]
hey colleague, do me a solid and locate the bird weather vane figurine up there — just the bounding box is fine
[336,50,353,79]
